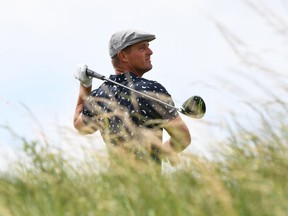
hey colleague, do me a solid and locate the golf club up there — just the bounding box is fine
[86,68,206,119]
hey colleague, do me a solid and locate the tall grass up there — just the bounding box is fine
[1,103,288,216]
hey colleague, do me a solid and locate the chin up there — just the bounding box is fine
[138,64,153,74]
[146,66,153,72]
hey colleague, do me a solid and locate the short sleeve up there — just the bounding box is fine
[136,80,179,121]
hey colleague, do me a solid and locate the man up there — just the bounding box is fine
[73,30,191,167]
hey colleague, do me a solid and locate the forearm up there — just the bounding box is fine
[73,84,92,131]
[170,131,191,152]
[163,116,191,153]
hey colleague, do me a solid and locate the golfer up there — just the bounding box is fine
[73,30,191,166]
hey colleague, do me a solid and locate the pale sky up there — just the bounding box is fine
[1,0,287,170]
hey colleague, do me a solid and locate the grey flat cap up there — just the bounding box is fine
[109,30,156,58]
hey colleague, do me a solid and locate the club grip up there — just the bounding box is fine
[86,68,106,80]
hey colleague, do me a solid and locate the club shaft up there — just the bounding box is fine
[86,68,178,110]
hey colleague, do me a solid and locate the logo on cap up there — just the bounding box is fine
[112,41,123,50]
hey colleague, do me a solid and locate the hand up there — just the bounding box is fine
[74,64,92,88]
[161,140,181,166]
[165,151,180,166]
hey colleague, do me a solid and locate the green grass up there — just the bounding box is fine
[1,107,288,216]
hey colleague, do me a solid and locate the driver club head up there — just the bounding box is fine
[180,96,206,119]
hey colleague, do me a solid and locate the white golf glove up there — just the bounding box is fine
[74,64,92,88]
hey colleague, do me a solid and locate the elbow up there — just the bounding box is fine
[74,123,84,134]
[74,125,94,135]
[182,130,192,150]
[74,120,90,135]
[185,132,192,146]
[73,119,82,133]
[74,120,98,135]
[171,130,191,153]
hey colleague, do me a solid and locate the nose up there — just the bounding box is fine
[147,47,153,55]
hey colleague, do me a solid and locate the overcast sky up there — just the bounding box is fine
[1,0,288,170]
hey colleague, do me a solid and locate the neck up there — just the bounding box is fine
[115,69,143,77]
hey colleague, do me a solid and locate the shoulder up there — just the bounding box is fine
[134,77,169,94]
[89,82,113,97]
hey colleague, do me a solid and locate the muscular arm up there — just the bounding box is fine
[73,84,97,134]
[163,115,191,153]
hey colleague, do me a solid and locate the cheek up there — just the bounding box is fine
[130,54,144,64]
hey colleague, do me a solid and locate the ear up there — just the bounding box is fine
[118,51,129,63]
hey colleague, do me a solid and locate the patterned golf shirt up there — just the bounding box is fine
[82,72,178,163]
